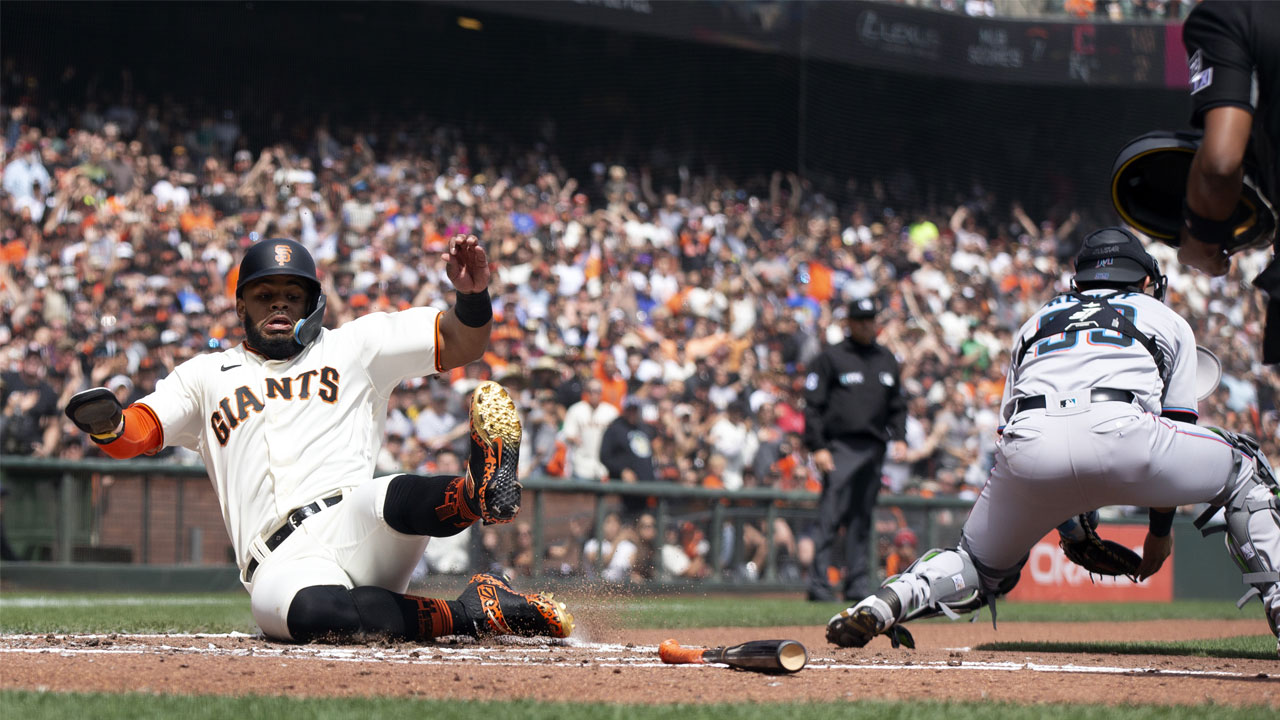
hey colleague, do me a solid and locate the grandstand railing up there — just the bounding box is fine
[0,456,976,587]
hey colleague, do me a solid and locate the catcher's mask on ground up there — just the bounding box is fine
[1073,227,1167,301]
[235,238,326,346]
[1111,130,1276,250]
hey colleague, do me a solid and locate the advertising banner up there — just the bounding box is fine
[457,0,1179,88]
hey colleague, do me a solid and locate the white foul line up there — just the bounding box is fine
[0,634,1269,680]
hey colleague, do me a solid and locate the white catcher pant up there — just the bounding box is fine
[964,397,1237,577]
[247,474,430,641]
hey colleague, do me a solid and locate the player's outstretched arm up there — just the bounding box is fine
[64,387,163,459]
[437,233,494,371]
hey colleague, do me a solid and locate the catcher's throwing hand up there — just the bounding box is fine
[1136,531,1173,581]
[65,387,124,442]
[442,234,493,294]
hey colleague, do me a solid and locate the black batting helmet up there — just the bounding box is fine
[236,238,327,346]
[236,238,320,297]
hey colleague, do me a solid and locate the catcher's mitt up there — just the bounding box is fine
[1059,513,1141,581]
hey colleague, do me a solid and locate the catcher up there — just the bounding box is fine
[64,235,573,644]
[827,227,1280,657]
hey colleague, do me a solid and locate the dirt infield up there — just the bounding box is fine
[3,619,1277,707]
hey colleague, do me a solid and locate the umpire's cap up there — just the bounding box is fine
[236,238,321,298]
[1074,227,1161,287]
[848,296,880,319]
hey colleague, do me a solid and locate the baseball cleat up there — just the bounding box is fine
[456,572,575,639]
[826,589,899,648]
[467,380,522,525]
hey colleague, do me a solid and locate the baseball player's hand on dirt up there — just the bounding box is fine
[1136,531,1173,581]
[812,448,835,474]
[1177,229,1230,276]
[443,234,493,294]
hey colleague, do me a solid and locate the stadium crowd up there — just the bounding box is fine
[906,0,1190,21]
[2,67,1275,585]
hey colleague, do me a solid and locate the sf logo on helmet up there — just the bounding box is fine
[274,244,293,265]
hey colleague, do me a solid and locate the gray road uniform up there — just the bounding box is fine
[827,227,1280,654]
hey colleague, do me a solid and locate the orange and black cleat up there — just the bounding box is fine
[456,573,575,639]
[467,380,522,525]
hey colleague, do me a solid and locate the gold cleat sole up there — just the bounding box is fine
[468,381,523,524]
[471,380,522,449]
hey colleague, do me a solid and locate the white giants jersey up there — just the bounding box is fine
[1001,290,1199,426]
[136,307,444,567]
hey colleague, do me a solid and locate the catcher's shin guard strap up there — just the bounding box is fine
[960,536,1025,630]
[891,547,988,626]
[1196,438,1280,614]
[1223,477,1280,610]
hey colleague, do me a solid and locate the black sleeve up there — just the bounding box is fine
[802,351,832,452]
[884,356,908,442]
[1183,1,1257,127]
[599,420,626,478]
[1161,409,1198,425]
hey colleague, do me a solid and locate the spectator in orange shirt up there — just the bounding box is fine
[593,352,627,411]
[884,527,919,578]
[179,198,216,234]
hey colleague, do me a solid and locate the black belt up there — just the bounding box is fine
[1013,388,1134,414]
[245,493,343,581]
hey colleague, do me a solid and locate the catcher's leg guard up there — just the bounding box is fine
[1195,430,1280,641]
[827,545,1018,648]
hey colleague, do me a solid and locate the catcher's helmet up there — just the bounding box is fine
[236,238,326,346]
[1110,130,1276,250]
[1074,227,1167,301]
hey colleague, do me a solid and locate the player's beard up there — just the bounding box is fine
[244,310,301,360]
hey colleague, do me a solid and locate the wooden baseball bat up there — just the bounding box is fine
[658,638,808,673]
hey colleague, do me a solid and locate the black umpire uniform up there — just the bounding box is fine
[803,297,906,601]
[1183,0,1280,360]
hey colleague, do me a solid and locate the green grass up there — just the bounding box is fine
[623,596,1271,628]
[982,634,1277,659]
[2,593,1275,717]
[0,593,255,634]
[5,692,1277,720]
[0,592,1270,634]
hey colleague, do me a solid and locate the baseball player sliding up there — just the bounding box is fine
[63,234,573,643]
[827,227,1280,657]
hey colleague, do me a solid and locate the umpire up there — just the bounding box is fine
[803,296,907,602]
[1180,0,1280,361]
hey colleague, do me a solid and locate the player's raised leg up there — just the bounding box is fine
[466,380,523,524]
